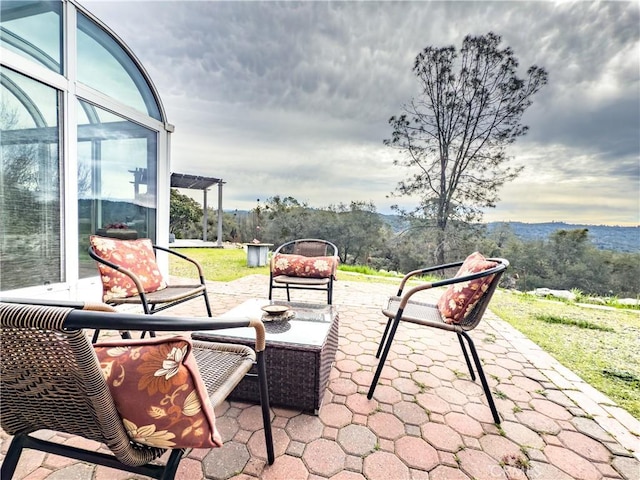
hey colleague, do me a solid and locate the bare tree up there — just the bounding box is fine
[386,32,548,264]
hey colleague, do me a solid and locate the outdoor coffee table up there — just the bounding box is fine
[192,298,339,414]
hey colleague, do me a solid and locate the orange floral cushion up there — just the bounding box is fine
[437,252,498,324]
[94,336,222,449]
[272,253,338,279]
[90,235,167,302]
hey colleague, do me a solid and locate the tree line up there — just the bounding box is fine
[170,190,639,298]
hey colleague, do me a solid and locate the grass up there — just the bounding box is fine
[170,247,640,420]
[491,290,640,419]
[533,313,615,332]
[170,246,269,281]
[170,247,403,285]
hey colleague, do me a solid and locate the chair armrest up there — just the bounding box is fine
[63,309,266,353]
[0,297,119,313]
[396,260,464,295]
[153,245,206,283]
[396,261,507,309]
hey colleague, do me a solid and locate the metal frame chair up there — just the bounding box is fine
[268,238,339,304]
[367,258,509,424]
[0,299,274,480]
[89,241,212,340]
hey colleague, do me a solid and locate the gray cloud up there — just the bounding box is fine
[82,0,639,225]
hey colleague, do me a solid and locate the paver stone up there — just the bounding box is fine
[527,460,576,480]
[337,424,376,456]
[286,414,324,443]
[428,465,471,480]
[571,416,614,442]
[395,436,438,470]
[612,455,640,480]
[416,392,451,415]
[544,444,601,480]
[530,398,573,420]
[422,423,464,452]
[457,448,508,480]
[202,441,249,480]
[247,427,289,460]
[319,403,353,428]
[558,430,612,462]
[515,410,561,434]
[46,463,93,480]
[444,411,484,437]
[303,438,346,477]
[393,401,429,425]
[261,455,308,480]
[362,451,409,480]
[368,411,405,440]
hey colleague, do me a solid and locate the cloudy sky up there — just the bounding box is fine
[81,0,639,226]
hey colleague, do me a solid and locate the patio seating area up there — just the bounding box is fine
[1,274,639,480]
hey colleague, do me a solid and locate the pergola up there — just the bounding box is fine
[170,173,225,246]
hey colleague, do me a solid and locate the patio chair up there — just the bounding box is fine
[268,238,339,304]
[367,252,509,424]
[0,300,274,480]
[89,235,212,340]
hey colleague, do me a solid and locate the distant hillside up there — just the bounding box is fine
[229,209,638,253]
[487,221,639,253]
[378,215,639,253]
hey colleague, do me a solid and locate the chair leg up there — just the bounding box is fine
[256,351,275,464]
[1,434,26,479]
[457,332,476,381]
[368,312,402,399]
[159,449,184,480]
[375,319,393,358]
[202,291,213,317]
[459,331,501,424]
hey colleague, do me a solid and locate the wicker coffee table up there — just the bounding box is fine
[192,298,339,414]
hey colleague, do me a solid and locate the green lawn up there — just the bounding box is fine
[490,291,640,420]
[170,246,269,281]
[170,247,640,420]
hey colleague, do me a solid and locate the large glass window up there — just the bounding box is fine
[0,1,62,74]
[76,12,161,120]
[0,67,62,290]
[77,99,158,278]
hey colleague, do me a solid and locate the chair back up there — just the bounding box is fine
[456,258,508,330]
[277,239,338,258]
[0,302,163,466]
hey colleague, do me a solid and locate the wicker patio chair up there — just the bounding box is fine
[367,253,509,424]
[89,235,212,340]
[0,300,274,480]
[268,238,339,304]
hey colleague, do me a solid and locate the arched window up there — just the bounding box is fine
[0,0,170,294]
[77,12,161,120]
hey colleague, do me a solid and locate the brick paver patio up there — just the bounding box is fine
[1,274,639,479]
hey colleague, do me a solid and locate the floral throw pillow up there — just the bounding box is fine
[272,253,338,279]
[437,252,498,324]
[90,235,167,302]
[94,336,222,449]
